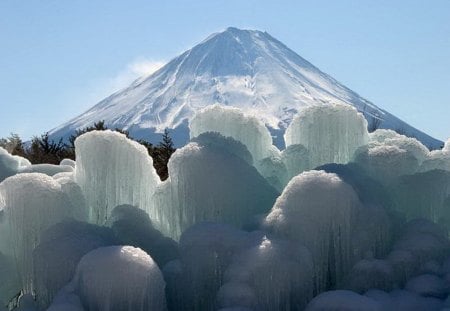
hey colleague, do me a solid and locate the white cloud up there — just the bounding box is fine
[110,58,166,91]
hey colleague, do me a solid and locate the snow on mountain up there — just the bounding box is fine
[50,27,442,149]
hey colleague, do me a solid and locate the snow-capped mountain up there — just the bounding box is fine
[50,27,442,149]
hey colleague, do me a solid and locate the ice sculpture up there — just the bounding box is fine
[153,136,278,239]
[305,290,381,311]
[353,144,419,185]
[19,163,73,176]
[71,246,167,311]
[32,221,117,309]
[0,147,30,182]
[107,205,179,267]
[420,139,450,172]
[0,252,20,307]
[369,130,430,164]
[74,130,160,224]
[284,103,369,168]
[265,170,361,291]
[189,105,275,163]
[219,236,314,310]
[281,144,311,183]
[343,259,395,293]
[173,223,249,310]
[391,170,450,224]
[0,173,74,292]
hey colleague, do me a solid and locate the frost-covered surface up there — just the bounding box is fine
[49,27,442,150]
[0,173,74,292]
[285,103,369,168]
[67,246,167,311]
[265,170,362,291]
[154,136,278,239]
[220,236,314,310]
[32,221,117,309]
[0,147,30,182]
[0,105,449,310]
[190,105,275,163]
[74,130,160,224]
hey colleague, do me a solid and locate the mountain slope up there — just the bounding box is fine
[50,27,442,149]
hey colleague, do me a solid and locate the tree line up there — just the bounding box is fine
[0,121,175,180]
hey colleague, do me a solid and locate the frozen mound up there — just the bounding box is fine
[284,103,369,169]
[219,236,314,311]
[153,140,278,239]
[420,140,450,172]
[353,144,419,185]
[18,163,73,177]
[32,221,117,309]
[351,205,392,260]
[191,132,254,165]
[107,204,179,267]
[74,130,160,224]
[265,170,362,291]
[54,173,88,221]
[404,274,448,299]
[171,223,249,311]
[189,104,276,163]
[0,173,74,292]
[369,129,430,164]
[0,147,31,182]
[305,290,381,311]
[365,289,444,311]
[60,158,76,168]
[70,246,167,311]
[256,155,287,192]
[317,163,392,207]
[392,219,450,269]
[391,170,450,224]
[281,144,310,183]
[342,259,396,293]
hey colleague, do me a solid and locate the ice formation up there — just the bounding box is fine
[189,105,275,163]
[353,144,420,185]
[68,246,167,311]
[392,170,450,224]
[0,173,74,292]
[169,223,249,310]
[265,170,362,291]
[284,103,369,169]
[219,236,314,310]
[74,130,160,224]
[0,104,448,310]
[0,147,30,182]
[153,135,278,239]
[32,221,117,309]
[281,144,311,183]
[18,163,73,177]
[107,205,179,267]
[369,130,430,164]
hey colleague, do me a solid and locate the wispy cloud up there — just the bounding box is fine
[109,58,166,92]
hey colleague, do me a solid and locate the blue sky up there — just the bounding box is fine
[0,0,449,141]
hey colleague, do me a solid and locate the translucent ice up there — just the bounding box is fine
[154,137,278,239]
[391,170,450,224]
[70,246,167,311]
[220,236,314,310]
[0,147,31,182]
[32,221,116,309]
[284,103,369,168]
[107,204,179,267]
[0,173,74,292]
[74,130,160,224]
[190,105,275,163]
[265,170,361,291]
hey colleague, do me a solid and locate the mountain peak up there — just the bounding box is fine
[50,28,442,149]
